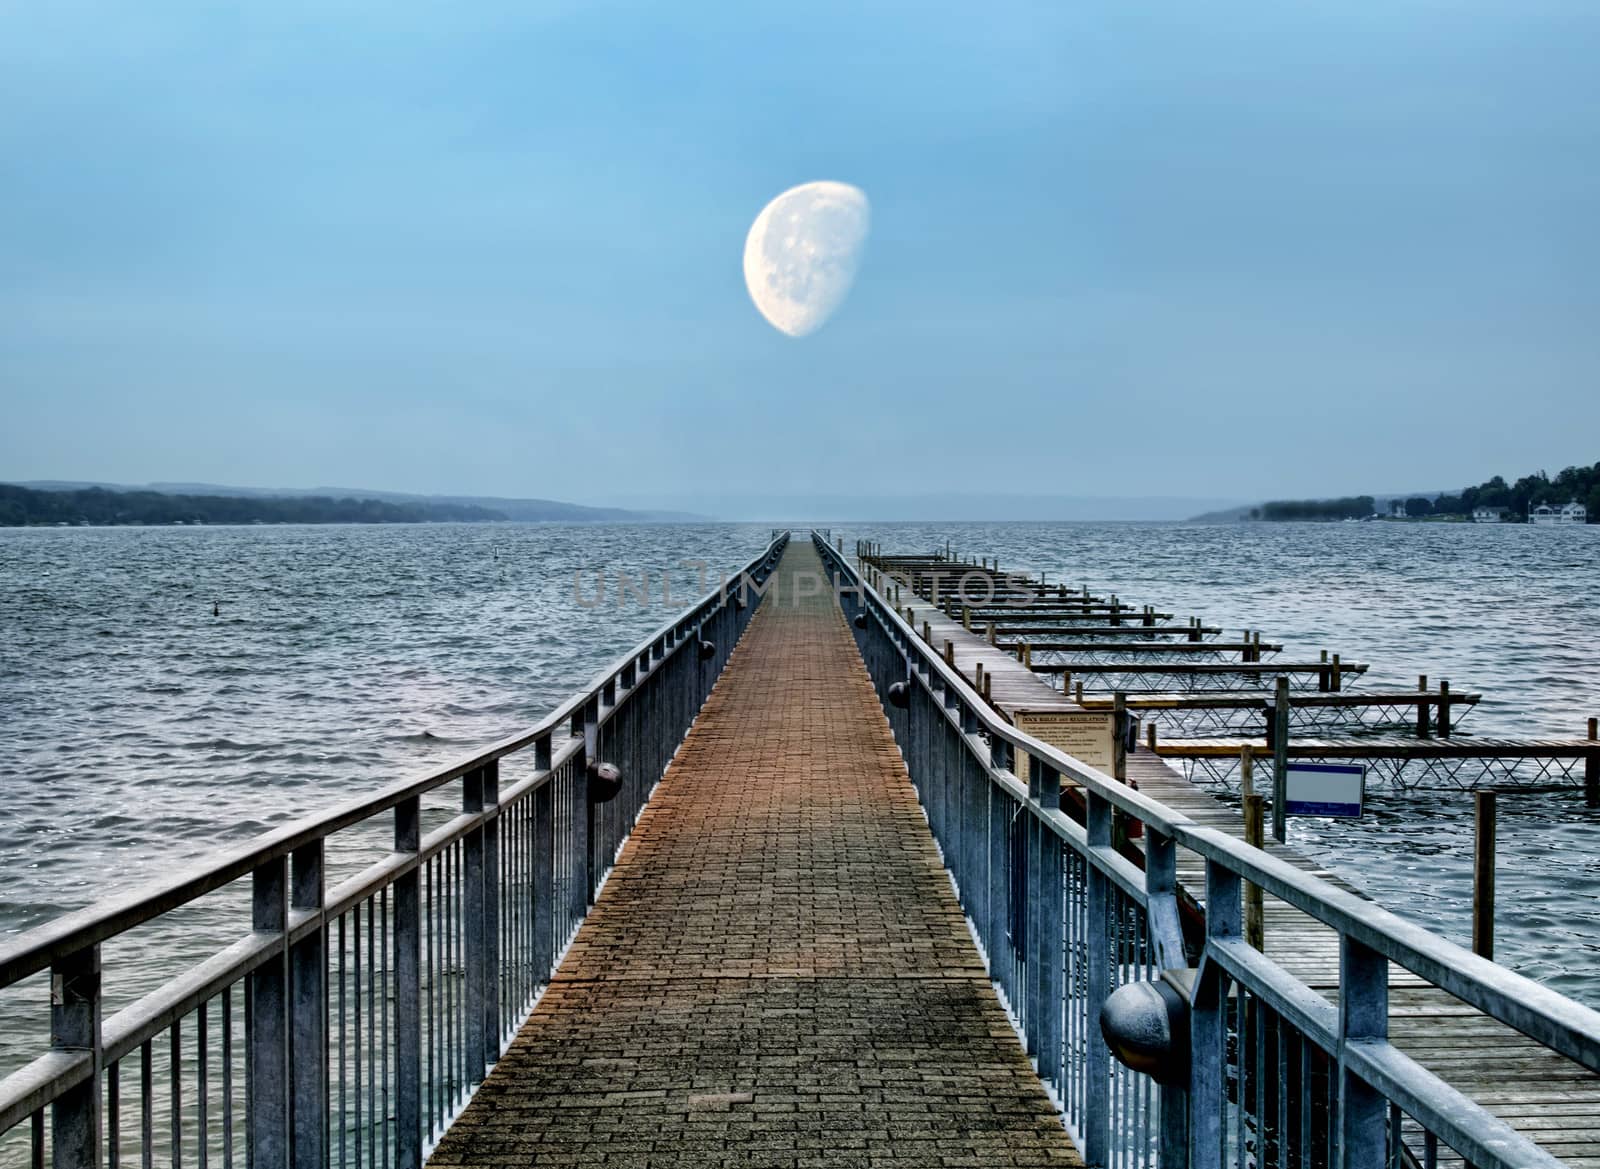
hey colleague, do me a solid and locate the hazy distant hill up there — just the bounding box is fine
[0,484,509,527]
[1185,504,1256,523]
[13,481,708,524]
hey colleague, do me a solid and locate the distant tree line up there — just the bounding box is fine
[0,485,508,527]
[1249,461,1600,523]
[1253,496,1375,521]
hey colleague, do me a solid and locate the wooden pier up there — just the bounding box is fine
[429,541,1081,1168]
[4,531,1598,1169]
[878,556,1600,1168]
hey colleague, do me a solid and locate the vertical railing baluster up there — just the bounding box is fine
[289,840,326,1169]
[443,847,455,1112]
[169,1022,181,1169]
[1085,791,1113,1166]
[109,1060,121,1169]
[337,915,347,1169]
[365,900,376,1169]
[1339,937,1388,1169]
[222,989,233,1169]
[353,903,363,1169]
[141,1040,154,1169]
[248,858,288,1169]
[49,943,101,1169]
[196,1004,208,1169]
[380,887,390,1169]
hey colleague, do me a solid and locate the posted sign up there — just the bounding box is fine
[1013,710,1116,782]
[1284,762,1366,819]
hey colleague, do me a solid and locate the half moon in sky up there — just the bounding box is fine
[743,181,870,337]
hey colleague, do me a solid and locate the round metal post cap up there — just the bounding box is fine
[1099,979,1189,1085]
[587,760,624,803]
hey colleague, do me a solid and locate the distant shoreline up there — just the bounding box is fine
[0,482,703,527]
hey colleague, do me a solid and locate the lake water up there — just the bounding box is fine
[2,519,1597,1075]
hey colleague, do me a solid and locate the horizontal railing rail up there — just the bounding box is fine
[815,531,1600,1169]
[0,532,789,1169]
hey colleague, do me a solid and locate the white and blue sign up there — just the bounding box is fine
[1284,762,1366,818]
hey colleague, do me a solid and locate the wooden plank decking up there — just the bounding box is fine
[429,542,1081,1169]
[892,584,1600,1168]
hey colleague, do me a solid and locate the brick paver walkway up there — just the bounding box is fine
[429,541,1080,1168]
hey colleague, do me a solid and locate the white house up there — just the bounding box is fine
[1472,506,1506,524]
[1529,500,1587,525]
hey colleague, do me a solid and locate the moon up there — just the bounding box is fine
[742,181,870,337]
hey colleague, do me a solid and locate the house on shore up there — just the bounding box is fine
[1472,506,1507,523]
[1528,500,1587,525]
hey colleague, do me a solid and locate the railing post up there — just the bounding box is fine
[1190,860,1240,1169]
[482,761,502,1062]
[462,762,500,1082]
[1033,760,1064,1093]
[394,796,422,1169]
[1144,830,1189,1167]
[249,857,290,1169]
[289,841,326,1169]
[532,735,555,982]
[575,700,597,917]
[49,944,101,1169]
[1338,938,1388,1169]
[1084,790,1113,1166]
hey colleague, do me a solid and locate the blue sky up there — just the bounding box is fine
[3,1,1597,516]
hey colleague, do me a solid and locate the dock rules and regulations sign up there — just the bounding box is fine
[1013,710,1116,782]
[1284,762,1366,818]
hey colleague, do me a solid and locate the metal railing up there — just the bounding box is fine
[0,533,789,1169]
[815,532,1600,1169]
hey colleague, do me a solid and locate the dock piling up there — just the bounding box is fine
[1439,680,1453,738]
[1474,791,1497,960]
[1113,692,1128,782]
[1271,675,1290,843]
[1587,718,1598,808]
[1417,675,1430,738]
[1242,748,1265,953]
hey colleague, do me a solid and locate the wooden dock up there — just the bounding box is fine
[428,542,1082,1168]
[886,557,1600,1168]
[1154,736,1599,760]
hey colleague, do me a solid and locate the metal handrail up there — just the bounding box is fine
[815,531,1600,1169]
[0,532,789,1168]
[0,537,784,991]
